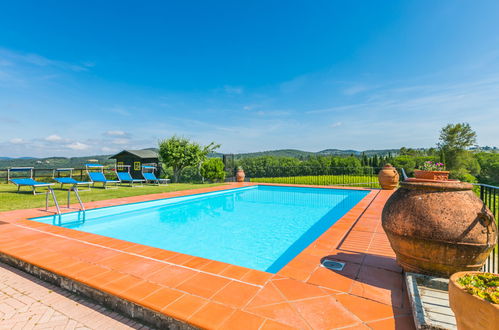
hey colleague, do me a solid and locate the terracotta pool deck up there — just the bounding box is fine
[0,183,415,329]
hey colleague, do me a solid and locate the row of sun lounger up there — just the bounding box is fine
[7,165,170,195]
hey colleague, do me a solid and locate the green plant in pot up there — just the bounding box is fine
[449,271,499,330]
[413,161,449,181]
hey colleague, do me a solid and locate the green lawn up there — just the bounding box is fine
[0,183,224,212]
[250,174,380,188]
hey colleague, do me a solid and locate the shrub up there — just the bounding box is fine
[200,158,226,182]
[450,168,477,183]
[179,166,202,183]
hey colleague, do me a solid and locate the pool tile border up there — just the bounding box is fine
[0,183,414,329]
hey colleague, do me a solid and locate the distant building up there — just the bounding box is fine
[109,149,161,179]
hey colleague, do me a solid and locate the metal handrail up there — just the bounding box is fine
[46,187,85,219]
[66,187,86,211]
[472,183,499,189]
[72,187,85,212]
[45,188,61,215]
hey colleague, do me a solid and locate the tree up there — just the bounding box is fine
[392,155,417,175]
[158,136,220,183]
[437,123,477,170]
[200,158,226,182]
[476,152,499,185]
[438,123,477,151]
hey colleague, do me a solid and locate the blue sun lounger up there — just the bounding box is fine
[53,168,91,191]
[8,167,54,195]
[141,164,170,185]
[86,164,119,189]
[115,165,144,187]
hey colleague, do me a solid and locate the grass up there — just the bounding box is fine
[0,183,224,212]
[250,174,380,188]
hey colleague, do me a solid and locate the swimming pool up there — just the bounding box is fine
[31,185,369,273]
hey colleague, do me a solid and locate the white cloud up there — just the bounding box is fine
[223,85,243,94]
[45,134,62,142]
[105,130,127,136]
[331,122,342,128]
[111,138,129,145]
[101,147,115,152]
[0,59,12,66]
[0,48,89,72]
[108,107,131,116]
[66,142,90,150]
[0,116,19,124]
[9,138,25,144]
[343,85,371,95]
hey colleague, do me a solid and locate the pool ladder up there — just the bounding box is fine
[46,187,86,216]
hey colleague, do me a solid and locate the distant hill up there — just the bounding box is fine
[234,148,399,159]
[0,147,401,169]
[316,149,360,156]
[0,156,35,160]
[234,149,315,159]
[0,155,114,169]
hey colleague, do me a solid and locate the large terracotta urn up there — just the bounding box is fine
[236,168,245,182]
[382,179,497,277]
[378,164,399,190]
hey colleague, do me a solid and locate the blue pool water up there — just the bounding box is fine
[31,186,368,273]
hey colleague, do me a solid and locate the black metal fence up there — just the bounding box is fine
[0,168,117,183]
[477,184,499,274]
[247,166,385,189]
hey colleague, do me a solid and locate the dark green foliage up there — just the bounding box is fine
[236,155,375,178]
[391,156,417,175]
[475,152,499,186]
[476,153,499,185]
[450,168,478,183]
[235,149,315,159]
[233,148,399,159]
[237,156,301,178]
[200,158,226,182]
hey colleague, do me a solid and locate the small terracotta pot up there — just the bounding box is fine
[378,164,399,190]
[236,169,245,182]
[414,169,450,181]
[449,271,499,330]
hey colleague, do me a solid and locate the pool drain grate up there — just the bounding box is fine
[321,260,345,271]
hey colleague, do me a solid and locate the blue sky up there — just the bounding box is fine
[0,1,498,157]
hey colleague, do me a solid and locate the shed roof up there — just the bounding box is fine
[109,149,159,159]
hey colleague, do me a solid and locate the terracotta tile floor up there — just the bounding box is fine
[0,262,151,329]
[0,183,415,329]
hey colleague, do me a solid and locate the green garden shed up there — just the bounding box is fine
[109,149,161,179]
